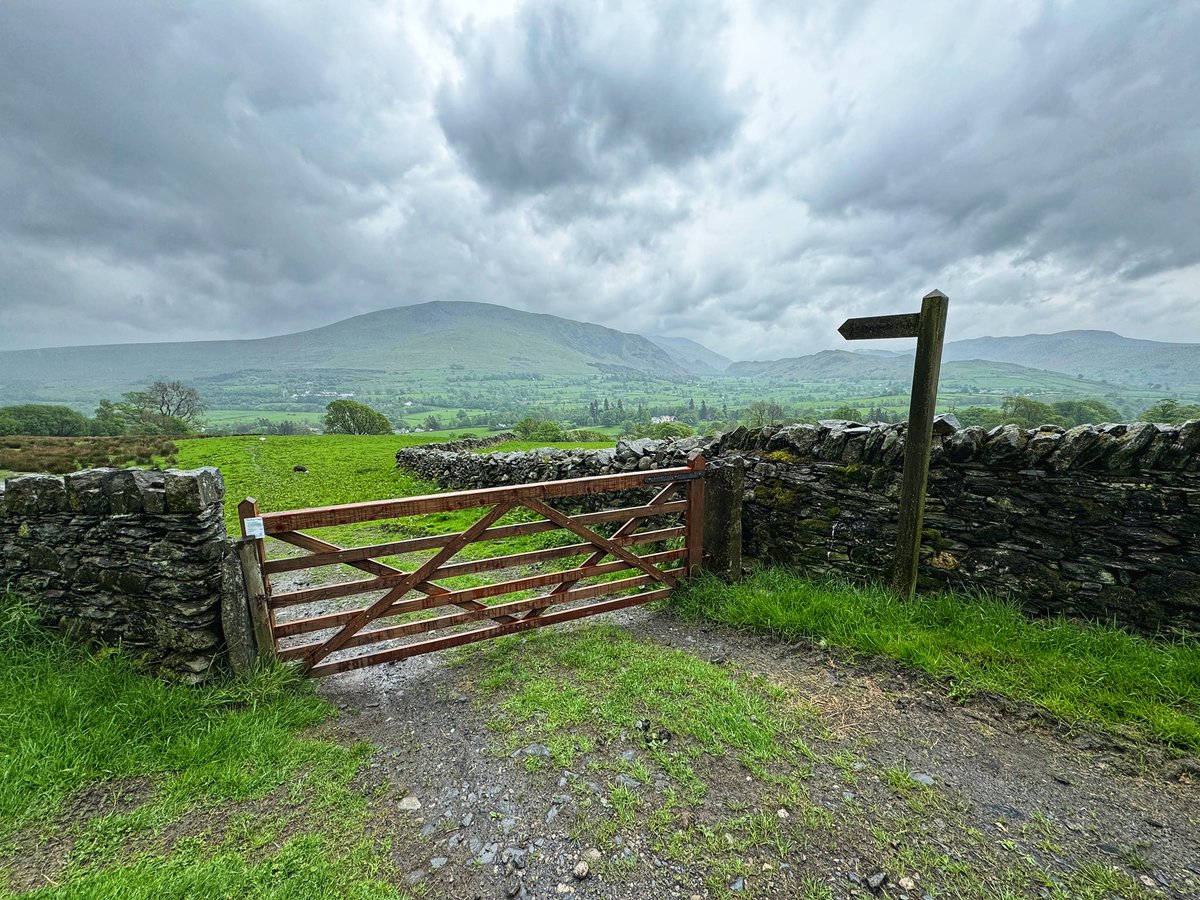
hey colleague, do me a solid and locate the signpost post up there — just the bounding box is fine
[838,289,949,599]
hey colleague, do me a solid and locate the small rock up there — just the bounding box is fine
[398,796,422,811]
[292,465,308,472]
[899,876,917,891]
[405,869,426,886]
[545,805,559,824]
[430,857,448,869]
[615,774,642,790]
[776,808,790,819]
[730,875,745,891]
[582,848,603,863]
[866,871,888,893]
[478,842,500,864]
[709,654,727,664]
[911,773,935,787]
[573,861,590,880]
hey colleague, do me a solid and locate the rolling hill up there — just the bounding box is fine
[0,302,689,407]
[647,335,732,374]
[723,350,1169,403]
[939,330,1200,390]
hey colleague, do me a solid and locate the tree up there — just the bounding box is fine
[744,400,785,428]
[96,381,208,435]
[820,404,865,422]
[1139,398,1200,424]
[513,416,565,442]
[323,399,393,434]
[0,404,90,436]
[92,399,127,435]
[124,381,208,427]
[952,405,1007,430]
[1000,397,1065,429]
[1051,399,1120,427]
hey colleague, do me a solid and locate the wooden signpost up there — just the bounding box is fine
[838,289,949,599]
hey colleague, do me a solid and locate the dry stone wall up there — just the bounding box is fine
[396,422,1200,635]
[0,467,239,681]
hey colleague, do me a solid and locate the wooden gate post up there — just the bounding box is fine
[840,289,949,600]
[235,539,277,664]
[237,497,277,664]
[701,457,743,581]
[684,453,706,576]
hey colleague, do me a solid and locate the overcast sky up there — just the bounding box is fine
[1,0,1197,359]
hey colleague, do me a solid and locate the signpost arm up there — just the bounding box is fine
[891,290,949,598]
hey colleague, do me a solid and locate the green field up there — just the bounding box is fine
[201,409,325,429]
[174,433,615,526]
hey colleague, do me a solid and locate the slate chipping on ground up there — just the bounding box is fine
[316,606,1200,900]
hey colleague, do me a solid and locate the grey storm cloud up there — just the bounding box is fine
[435,1,743,197]
[0,0,1197,359]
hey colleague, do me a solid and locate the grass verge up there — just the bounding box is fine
[672,569,1200,751]
[0,594,400,897]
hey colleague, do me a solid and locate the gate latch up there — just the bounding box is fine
[643,470,708,485]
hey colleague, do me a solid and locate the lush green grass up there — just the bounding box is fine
[0,597,353,833]
[11,836,399,900]
[0,595,401,897]
[673,570,1200,750]
[174,434,432,531]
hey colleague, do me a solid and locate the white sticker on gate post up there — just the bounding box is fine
[243,517,265,539]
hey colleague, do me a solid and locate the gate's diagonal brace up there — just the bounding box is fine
[271,529,517,625]
[273,529,444,591]
[523,482,681,621]
[302,501,517,670]
[520,498,678,590]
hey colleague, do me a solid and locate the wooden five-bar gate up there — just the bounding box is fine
[237,454,709,677]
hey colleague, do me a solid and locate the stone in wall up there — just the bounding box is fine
[0,466,233,681]
[730,421,1200,635]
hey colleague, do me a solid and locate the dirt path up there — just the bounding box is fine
[318,606,1200,900]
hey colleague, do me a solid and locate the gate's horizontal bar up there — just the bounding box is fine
[262,500,688,575]
[277,568,682,662]
[306,587,675,676]
[258,467,691,534]
[269,527,686,609]
[272,546,687,637]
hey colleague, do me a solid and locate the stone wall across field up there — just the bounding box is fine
[395,421,1200,634]
[0,467,241,681]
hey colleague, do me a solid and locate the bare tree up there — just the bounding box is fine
[123,381,208,428]
[745,400,785,428]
